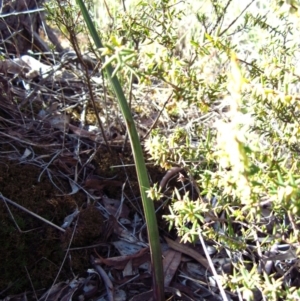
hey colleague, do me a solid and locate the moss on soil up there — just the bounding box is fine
[0,162,87,294]
[0,147,167,297]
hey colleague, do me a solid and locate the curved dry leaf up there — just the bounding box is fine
[91,257,114,301]
[163,249,182,286]
[164,236,212,273]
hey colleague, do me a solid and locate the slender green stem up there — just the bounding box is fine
[75,1,164,299]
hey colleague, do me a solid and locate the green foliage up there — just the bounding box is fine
[47,0,300,299]
[142,1,300,299]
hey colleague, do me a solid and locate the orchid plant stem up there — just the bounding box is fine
[75,1,165,300]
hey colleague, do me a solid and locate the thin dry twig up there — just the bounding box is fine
[198,230,229,301]
[159,166,183,190]
[141,91,173,141]
[43,218,79,301]
[0,193,66,233]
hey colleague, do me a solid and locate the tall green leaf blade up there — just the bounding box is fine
[75,1,165,300]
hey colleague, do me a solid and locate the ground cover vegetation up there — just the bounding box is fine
[1,0,300,300]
